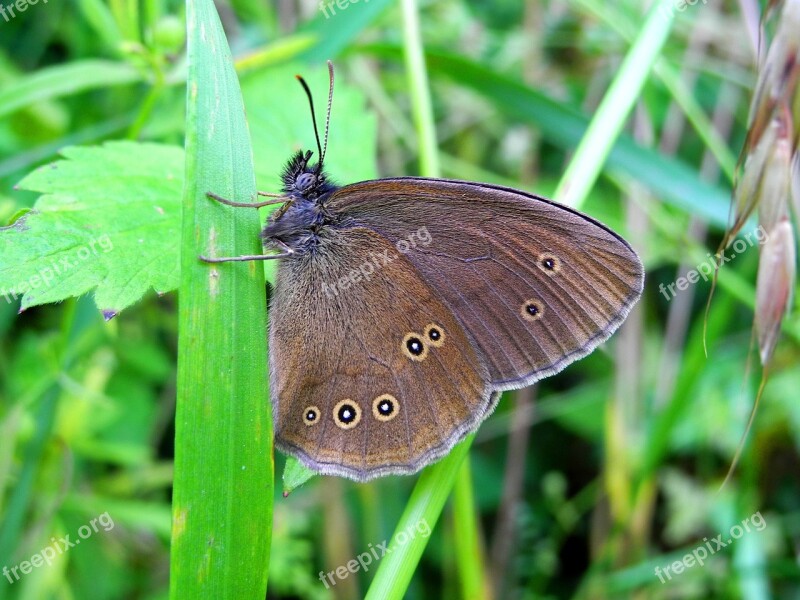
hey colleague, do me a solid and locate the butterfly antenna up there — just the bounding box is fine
[295,73,324,170]
[320,60,334,170]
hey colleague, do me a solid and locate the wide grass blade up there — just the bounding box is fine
[170,0,272,597]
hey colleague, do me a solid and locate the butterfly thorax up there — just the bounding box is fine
[261,150,340,254]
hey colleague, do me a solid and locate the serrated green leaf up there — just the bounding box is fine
[0,69,379,314]
[2,141,182,315]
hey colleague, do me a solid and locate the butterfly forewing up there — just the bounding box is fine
[327,178,644,389]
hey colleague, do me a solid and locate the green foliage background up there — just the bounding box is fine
[1,0,799,598]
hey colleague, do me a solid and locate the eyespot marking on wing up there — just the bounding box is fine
[303,405,321,426]
[521,299,544,322]
[537,253,561,275]
[333,399,362,429]
[424,323,446,347]
[402,333,428,361]
[372,394,399,422]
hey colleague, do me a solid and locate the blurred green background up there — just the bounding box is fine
[1,0,799,598]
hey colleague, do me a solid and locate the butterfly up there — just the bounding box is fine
[201,62,644,482]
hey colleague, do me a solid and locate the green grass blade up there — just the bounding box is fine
[170,0,272,597]
[401,0,440,177]
[365,435,474,600]
[0,60,142,120]
[575,0,738,182]
[552,0,676,208]
[452,458,488,599]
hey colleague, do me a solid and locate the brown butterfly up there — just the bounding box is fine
[202,63,644,482]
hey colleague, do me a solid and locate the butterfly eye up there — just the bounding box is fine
[296,172,317,191]
[303,406,321,426]
[424,323,446,347]
[333,399,362,429]
[521,299,544,322]
[537,253,561,275]
[402,333,429,361]
[372,394,399,422]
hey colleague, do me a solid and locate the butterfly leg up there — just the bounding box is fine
[206,191,287,209]
[199,240,294,263]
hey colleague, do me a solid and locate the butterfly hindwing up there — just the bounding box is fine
[269,225,494,481]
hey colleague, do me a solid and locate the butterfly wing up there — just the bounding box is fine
[327,177,644,390]
[270,225,495,482]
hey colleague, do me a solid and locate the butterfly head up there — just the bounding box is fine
[262,63,339,253]
[264,149,337,253]
[280,149,337,202]
[278,62,338,205]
